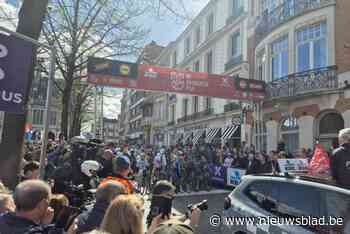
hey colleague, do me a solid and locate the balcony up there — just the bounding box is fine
[255,0,334,43]
[266,66,338,99]
[225,55,243,71]
[226,7,245,26]
[177,108,214,124]
[224,102,241,112]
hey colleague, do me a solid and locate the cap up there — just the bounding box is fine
[153,221,194,234]
[114,156,131,172]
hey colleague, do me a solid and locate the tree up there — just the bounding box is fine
[41,0,149,139]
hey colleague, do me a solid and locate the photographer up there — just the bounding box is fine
[146,180,203,233]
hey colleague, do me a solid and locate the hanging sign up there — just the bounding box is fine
[88,57,266,101]
[0,34,34,113]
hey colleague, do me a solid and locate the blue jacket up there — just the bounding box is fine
[0,212,63,234]
[76,201,109,234]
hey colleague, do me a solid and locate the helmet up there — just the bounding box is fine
[81,160,101,177]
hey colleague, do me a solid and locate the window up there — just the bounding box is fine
[319,113,344,135]
[185,36,191,55]
[271,36,288,80]
[277,183,320,218]
[323,191,350,233]
[232,0,242,16]
[207,13,214,36]
[170,105,175,122]
[195,26,201,45]
[183,99,189,117]
[49,111,57,126]
[33,109,44,125]
[261,0,278,14]
[206,50,213,74]
[193,96,199,113]
[194,60,200,72]
[244,181,279,213]
[231,32,241,58]
[296,22,327,72]
[205,97,212,110]
[172,51,177,67]
[255,121,267,152]
[280,116,299,154]
[256,50,266,81]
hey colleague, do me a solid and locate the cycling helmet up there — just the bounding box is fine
[81,160,101,177]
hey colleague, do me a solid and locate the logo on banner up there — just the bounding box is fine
[170,72,185,91]
[221,77,231,88]
[120,64,130,76]
[214,166,222,177]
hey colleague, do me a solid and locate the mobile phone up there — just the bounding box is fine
[55,205,81,230]
[149,196,172,219]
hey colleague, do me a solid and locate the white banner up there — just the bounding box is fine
[278,159,309,173]
[227,168,246,187]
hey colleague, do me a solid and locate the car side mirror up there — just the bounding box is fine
[224,196,231,210]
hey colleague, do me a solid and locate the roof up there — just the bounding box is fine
[247,173,350,191]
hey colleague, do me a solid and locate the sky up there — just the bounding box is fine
[103,0,210,119]
[1,0,210,120]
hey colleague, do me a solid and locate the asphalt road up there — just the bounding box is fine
[144,189,231,234]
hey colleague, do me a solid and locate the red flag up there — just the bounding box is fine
[309,144,331,176]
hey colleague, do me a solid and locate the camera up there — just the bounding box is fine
[187,199,208,212]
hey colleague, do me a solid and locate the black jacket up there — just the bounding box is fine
[0,213,63,234]
[256,161,273,174]
[331,143,350,188]
[76,201,109,234]
[246,160,260,175]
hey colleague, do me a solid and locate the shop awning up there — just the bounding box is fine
[183,131,193,143]
[221,126,239,140]
[192,129,205,145]
[205,128,220,143]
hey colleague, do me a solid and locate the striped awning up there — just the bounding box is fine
[192,129,205,145]
[183,131,193,143]
[222,126,239,140]
[205,128,220,143]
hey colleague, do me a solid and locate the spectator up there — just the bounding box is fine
[331,128,350,189]
[151,221,195,234]
[22,161,40,180]
[76,181,126,234]
[50,194,69,223]
[100,194,144,234]
[0,181,10,194]
[246,153,259,175]
[146,180,176,227]
[255,152,272,174]
[0,180,74,234]
[270,151,280,173]
[101,156,134,194]
[0,194,15,214]
[223,153,234,168]
[98,143,115,178]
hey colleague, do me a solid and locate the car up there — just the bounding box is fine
[221,173,350,234]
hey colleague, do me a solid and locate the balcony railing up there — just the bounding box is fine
[255,0,334,43]
[266,66,338,99]
[225,55,243,71]
[224,102,241,112]
[177,108,214,124]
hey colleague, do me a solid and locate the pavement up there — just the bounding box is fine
[143,189,231,234]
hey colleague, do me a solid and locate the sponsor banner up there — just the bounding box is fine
[209,164,227,186]
[227,168,246,187]
[0,34,34,113]
[278,159,309,173]
[88,57,265,101]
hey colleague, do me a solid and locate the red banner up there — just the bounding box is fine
[87,58,265,101]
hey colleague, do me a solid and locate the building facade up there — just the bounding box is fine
[252,0,350,153]
[160,0,252,147]
[103,118,119,143]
